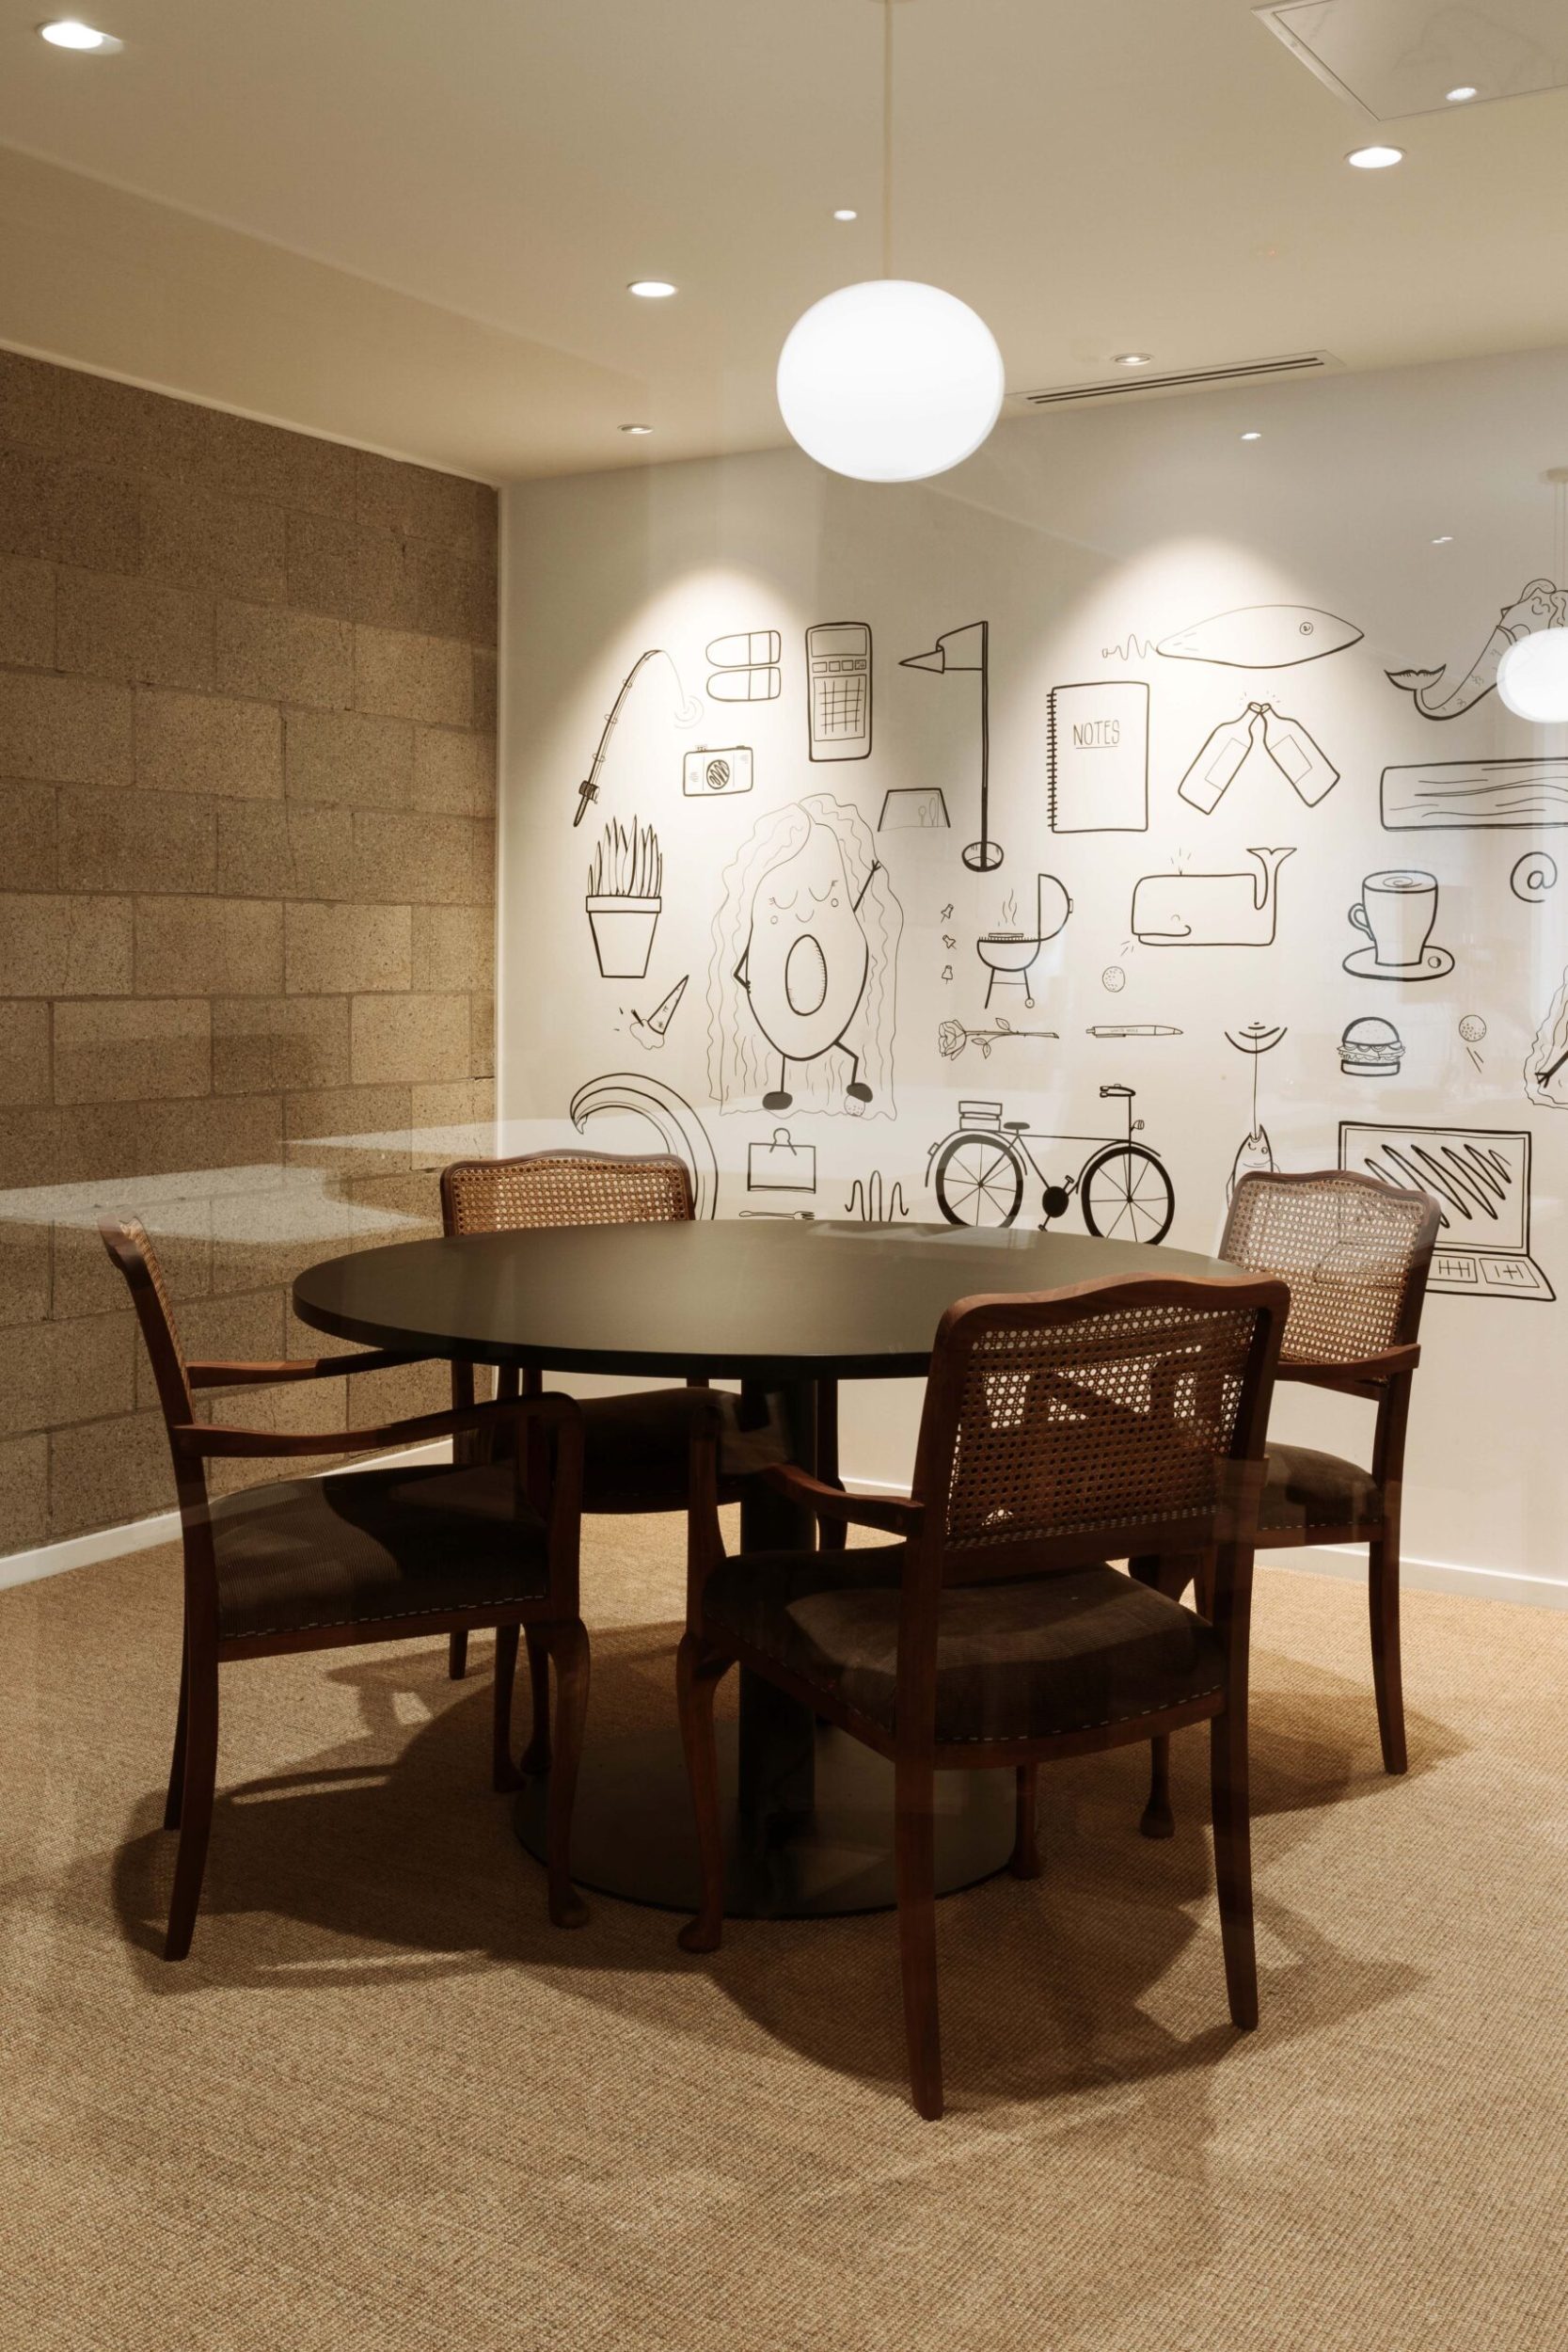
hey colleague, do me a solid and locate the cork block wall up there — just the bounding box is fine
[0,349,499,1549]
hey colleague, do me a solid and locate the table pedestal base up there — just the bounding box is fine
[512,1721,1015,1918]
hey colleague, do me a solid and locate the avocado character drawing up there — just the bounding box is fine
[709,795,902,1119]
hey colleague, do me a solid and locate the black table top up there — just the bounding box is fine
[293,1219,1241,1383]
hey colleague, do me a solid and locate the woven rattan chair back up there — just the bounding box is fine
[100,1218,197,1435]
[440,1150,693,1237]
[912,1276,1286,1588]
[1220,1169,1438,1367]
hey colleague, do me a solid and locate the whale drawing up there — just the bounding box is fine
[1131,847,1295,947]
[1157,605,1363,669]
[1386,579,1567,721]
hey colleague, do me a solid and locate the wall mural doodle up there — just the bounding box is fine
[707,628,782,703]
[573,649,701,827]
[975,875,1071,1008]
[1224,1022,1287,1199]
[1526,983,1568,1107]
[1460,1013,1487,1073]
[585,818,662,978]
[1339,1016,1405,1077]
[1386,580,1566,720]
[1131,847,1294,947]
[1157,605,1364,668]
[569,1073,720,1219]
[806,622,872,758]
[927,1088,1174,1242]
[1382,758,1568,829]
[845,1172,910,1222]
[683,745,753,798]
[707,793,902,1117]
[1087,1023,1181,1039]
[879,786,950,831]
[1339,1121,1554,1301]
[1178,702,1338,813]
[901,622,1002,872]
[1344,867,1453,981]
[1511,850,1559,902]
[1047,680,1148,832]
[938,1016,1058,1062]
[626,974,688,1051]
[747,1128,816,1195]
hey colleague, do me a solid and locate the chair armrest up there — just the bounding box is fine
[170,1391,578,1460]
[758,1462,925,1538]
[1277,1343,1419,1394]
[186,1349,421,1388]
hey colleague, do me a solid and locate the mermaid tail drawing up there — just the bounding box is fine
[1387,580,1566,721]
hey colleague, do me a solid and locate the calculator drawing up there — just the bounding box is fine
[806,623,873,761]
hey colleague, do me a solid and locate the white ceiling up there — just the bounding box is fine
[0,0,1566,483]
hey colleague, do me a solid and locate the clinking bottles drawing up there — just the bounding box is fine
[1179,702,1338,814]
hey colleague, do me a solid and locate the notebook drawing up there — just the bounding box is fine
[1338,1121,1555,1303]
[1048,681,1148,832]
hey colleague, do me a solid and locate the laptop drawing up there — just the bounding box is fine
[1338,1122,1555,1302]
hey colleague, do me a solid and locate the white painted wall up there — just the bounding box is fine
[500,345,1568,1595]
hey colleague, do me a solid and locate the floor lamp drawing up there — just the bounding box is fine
[901,621,1001,872]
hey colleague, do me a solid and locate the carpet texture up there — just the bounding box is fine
[2,1518,1565,2352]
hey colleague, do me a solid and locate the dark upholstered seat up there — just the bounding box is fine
[580,1387,790,1515]
[213,1460,551,1642]
[702,1549,1226,1747]
[1259,1441,1383,1538]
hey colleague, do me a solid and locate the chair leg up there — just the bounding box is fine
[448,1630,469,1681]
[1369,1534,1407,1775]
[895,1759,943,2121]
[543,1620,590,1930]
[518,1625,552,1776]
[1009,1763,1041,1879]
[491,1624,521,1793]
[163,1644,189,1831]
[1209,1705,1258,2031]
[1140,1736,1174,1840]
[675,1632,731,1954]
[165,1650,218,1963]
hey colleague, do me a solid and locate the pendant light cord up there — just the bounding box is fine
[882,0,895,279]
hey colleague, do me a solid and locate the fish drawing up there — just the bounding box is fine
[1386,580,1567,721]
[1157,605,1364,670]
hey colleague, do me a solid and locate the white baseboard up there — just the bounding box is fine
[5,1454,1563,1611]
[0,1441,451,1596]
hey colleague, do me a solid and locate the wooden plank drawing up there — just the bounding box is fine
[1380,758,1568,831]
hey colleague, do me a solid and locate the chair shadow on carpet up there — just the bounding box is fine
[99,1613,1450,2118]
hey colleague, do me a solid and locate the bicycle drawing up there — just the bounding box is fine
[926,1087,1175,1242]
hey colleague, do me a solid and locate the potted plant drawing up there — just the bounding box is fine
[586,817,663,978]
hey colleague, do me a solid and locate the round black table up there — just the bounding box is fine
[294,1219,1233,1918]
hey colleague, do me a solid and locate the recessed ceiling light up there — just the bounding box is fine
[1347,144,1404,169]
[39,19,121,50]
[1240,430,1262,442]
[1445,86,1479,103]
[618,423,654,436]
[627,279,677,299]
[1432,533,1454,545]
[1113,353,1153,369]
[832,208,858,223]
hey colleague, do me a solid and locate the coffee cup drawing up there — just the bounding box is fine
[1343,868,1453,981]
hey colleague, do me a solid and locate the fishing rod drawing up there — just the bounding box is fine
[572,649,701,827]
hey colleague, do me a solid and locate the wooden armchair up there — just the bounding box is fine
[675,1273,1287,2119]
[438,1150,801,1706]
[100,1216,590,1960]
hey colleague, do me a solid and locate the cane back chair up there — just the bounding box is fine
[438,1151,800,1715]
[676,1272,1287,2120]
[101,1217,590,1961]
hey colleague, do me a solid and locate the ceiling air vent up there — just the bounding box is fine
[1015,352,1342,411]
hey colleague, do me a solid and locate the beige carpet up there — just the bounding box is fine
[2,1518,1565,2352]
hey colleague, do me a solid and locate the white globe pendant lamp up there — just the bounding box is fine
[1497,469,1568,723]
[777,0,1003,483]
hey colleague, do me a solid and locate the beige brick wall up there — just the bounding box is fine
[0,350,498,1549]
